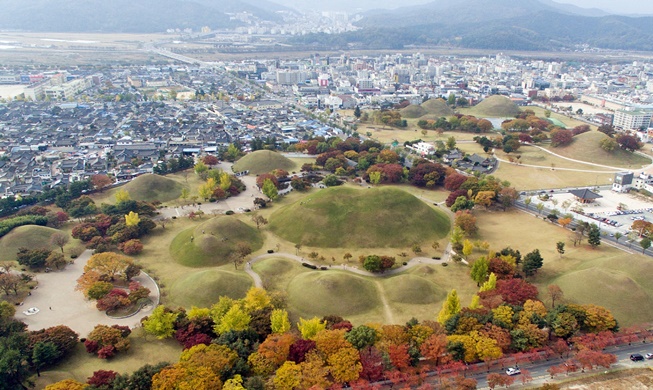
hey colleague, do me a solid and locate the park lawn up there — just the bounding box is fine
[492,159,614,190]
[543,131,652,169]
[475,209,653,326]
[524,106,593,129]
[35,328,181,389]
[497,145,623,171]
[362,121,481,145]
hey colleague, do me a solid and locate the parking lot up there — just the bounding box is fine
[529,188,653,236]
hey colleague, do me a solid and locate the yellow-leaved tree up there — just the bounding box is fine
[297,317,326,340]
[115,188,130,203]
[270,309,291,334]
[125,211,140,227]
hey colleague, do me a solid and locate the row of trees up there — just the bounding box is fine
[418,114,493,134]
[47,278,623,390]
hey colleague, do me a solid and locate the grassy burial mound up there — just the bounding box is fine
[382,274,444,305]
[169,269,252,308]
[400,104,428,119]
[468,95,520,117]
[546,131,651,168]
[0,225,60,260]
[232,150,295,175]
[269,187,450,248]
[287,271,381,318]
[421,98,454,117]
[170,216,263,267]
[253,257,304,291]
[551,268,653,326]
[111,174,183,203]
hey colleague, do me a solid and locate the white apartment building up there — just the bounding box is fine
[613,109,653,130]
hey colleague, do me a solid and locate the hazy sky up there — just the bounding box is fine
[553,0,653,14]
[276,0,653,14]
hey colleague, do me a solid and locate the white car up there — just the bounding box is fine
[506,367,521,376]
[23,307,39,316]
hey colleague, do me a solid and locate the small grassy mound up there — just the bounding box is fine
[115,174,183,203]
[0,225,59,260]
[469,96,520,117]
[382,275,443,304]
[269,187,450,248]
[233,150,295,175]
[548,131,651,168]
[170,216,263,267]
[253,257,305,291]
[400,104,428,118]
[169,269,252,308]
[421,98,454,117]
[288,271,381,317]
[551,268,653,326]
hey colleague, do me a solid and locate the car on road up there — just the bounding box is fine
[631,354,645,361]
[505,367,521,376]
[646,353,653,360]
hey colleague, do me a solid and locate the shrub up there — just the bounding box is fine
[226,210,234,215]
[0,215,48,238]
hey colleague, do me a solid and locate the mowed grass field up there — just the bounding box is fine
[268,186,450,248]
[525,106,591,129]
[475,209,653,326]
[543,131,651,169]
[169,269,252,308]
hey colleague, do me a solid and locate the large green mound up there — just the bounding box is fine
[547,131,651,168]
[288,271,381,317]
[400,105,428,119]
[269,187,450,248]
[170,216,263,267]
[0,225,60,260]
[421,99,455,116]
[169,270,252,308]
[470,96,520,117]
[552,268,653,326]
[117,174,183,203]
[233,150,295,175]
[382,275,443,304]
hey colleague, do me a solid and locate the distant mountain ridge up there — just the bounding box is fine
[0,0,283,32]
[292,0,653,51]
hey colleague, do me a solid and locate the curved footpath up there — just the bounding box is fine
[244,251,452,288]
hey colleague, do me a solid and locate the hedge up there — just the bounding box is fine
[0,215,48,238]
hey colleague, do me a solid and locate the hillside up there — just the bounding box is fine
[169,216,263,267]
[105,174,183,204]
[0,0,280,32]
[421,99,454,117]
[546,131,651,169]
[0,225,60,260]
[268,186,450,248]
[465,96,520,117]
[232,150,296,175]
[291,0,653,51]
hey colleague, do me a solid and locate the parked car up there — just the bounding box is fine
[505,367,521,376]
[631,354,644,361]
[645,353,653,360]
